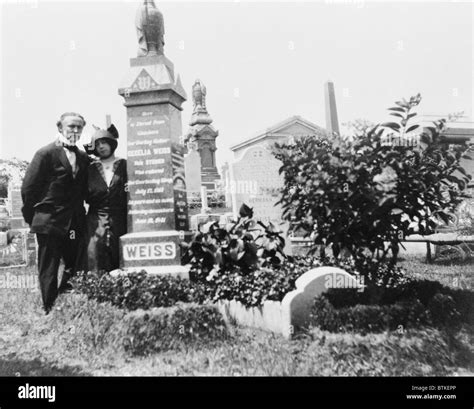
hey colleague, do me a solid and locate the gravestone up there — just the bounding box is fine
[117,0,191,276]
[281,267,363,336]
[189,186,218,231]
[221,162,232,208]
[200,186,209,210]
[231,143,283,223]
[184,142,202,194]
[184,79,220,190]
[190,213,221,232]
[8,182,28,229]
[215,267,363,339]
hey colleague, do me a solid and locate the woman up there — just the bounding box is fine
[84,124,127,272]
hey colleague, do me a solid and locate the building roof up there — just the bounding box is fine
[230,115,327,152]
[417,114,474,144]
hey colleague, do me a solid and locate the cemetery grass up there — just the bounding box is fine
[398,255,474,290]
[0,266,472,376]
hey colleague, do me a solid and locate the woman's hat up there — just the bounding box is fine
[84,124,119,155]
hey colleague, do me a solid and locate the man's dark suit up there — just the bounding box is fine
[21,141,90,312]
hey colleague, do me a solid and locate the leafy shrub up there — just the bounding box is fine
[182,203,411,306]
[192,254,408,308]
[274,95,472,265]
[311,296,430,334]
[310,279,473,333]
[182,203,288,278]
[353,255,409,287]
[73,253,406,310]
[448,288,474,326]
[122,303,230,355]
[71,270,207,311]
[427,293,462,328]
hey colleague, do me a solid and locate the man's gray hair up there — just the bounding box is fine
[56,112,86,129]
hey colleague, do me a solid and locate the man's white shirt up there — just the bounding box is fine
[57,134,77,175]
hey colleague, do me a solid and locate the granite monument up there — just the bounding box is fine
[118,0,191,276]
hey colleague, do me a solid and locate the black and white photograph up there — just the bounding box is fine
[0,0,473,407]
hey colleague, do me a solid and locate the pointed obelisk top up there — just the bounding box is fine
[324,80,340,135]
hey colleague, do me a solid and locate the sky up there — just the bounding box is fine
[0,0,472,169]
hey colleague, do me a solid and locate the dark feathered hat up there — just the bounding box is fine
[84,124,119,155]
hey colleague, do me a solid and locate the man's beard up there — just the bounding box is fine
[67,134,81,145]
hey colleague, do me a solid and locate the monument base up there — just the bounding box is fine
[119,230,193,278]
[190,213,222,232]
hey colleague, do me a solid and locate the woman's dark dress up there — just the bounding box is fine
[86,158,127,272]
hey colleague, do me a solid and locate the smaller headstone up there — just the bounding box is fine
[189,186,221,231]
[221,162,232,208]
[219,212,235,229]
[281,267,364,336]
[231,144,283,223]
[184,142,202,194]
[190,213,221,232]
[8,183,28,229]
[26,233,37,266]
[200,186,209,211]
[289,236,314,257]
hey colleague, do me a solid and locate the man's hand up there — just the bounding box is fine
[21,150,47,225]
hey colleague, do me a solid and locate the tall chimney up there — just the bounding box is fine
[324,80,340,135]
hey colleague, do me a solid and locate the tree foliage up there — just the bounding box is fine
[273,95,472,264]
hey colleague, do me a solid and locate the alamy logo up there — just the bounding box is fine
[324,272,365,292]
[18,383,56,403]
[0,272,37,290]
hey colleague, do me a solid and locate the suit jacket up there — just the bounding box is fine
[21,141,90,236]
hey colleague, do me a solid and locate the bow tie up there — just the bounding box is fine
[62,144,78,152]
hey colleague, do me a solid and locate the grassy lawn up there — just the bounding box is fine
[399,255,474,290]
[0,262,472,376]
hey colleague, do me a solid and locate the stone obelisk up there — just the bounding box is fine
[118,0,191,277]
[324,80,340,135]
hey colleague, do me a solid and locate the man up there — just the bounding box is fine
[21,112,90,313]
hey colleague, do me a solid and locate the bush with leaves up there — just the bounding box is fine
[311,296,431,334]
[274,94,472,268]
[181,203,288,281]
[72,256,412,310]
[71,270,207,311]
[188,250,407,308]
[180,203,415,307]
[310,279,473,333]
